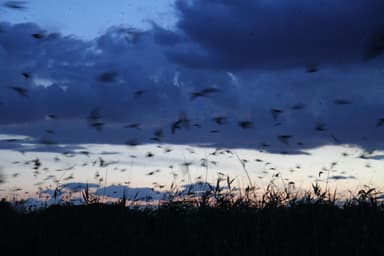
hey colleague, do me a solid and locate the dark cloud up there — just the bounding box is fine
[163,0,384,70]
[1,2,384,153]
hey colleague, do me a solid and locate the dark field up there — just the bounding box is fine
[1,188,383,256]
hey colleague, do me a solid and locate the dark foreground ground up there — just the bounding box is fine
[1,196,383,256]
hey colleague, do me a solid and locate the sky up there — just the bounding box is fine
[0,0,384,202]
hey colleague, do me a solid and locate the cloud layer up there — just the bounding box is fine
[1,0,384,151]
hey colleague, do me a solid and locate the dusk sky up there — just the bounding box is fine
[0,0,384,203]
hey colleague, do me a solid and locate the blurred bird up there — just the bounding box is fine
[278,135,292,145]
[314,122,327,131]
[22,72,31,79]
[334,99,352,105]
[46,114,57,120]
[32,33,44,39]
[291,103,306,110]
[171,113,190,134]
[8,86,28,97]
[305,63,319,73]
[271,109,283,120]
[191,87,221,100]
[87,108,104,132]
[124,123,141,130]
[212,116,226,125]
[3,1,27,10]
[126,139,139,146]
[97,71,117,82]
[133,90,145,99]
[376,118,384,127]
[238,120,253,129]
[150,128,163,142]
[364,32,384,60]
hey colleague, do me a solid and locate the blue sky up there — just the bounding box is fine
[0,0,384,199]
[0,0,176,39]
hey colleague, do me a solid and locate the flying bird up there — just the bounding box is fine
[314,122,327,131]
[334,99,352,105]
[271,109,283,120]
[8,86,28,97]
[171,113,190,134]
[364,32,384,60]
[305,63,319,73]
[212,116,226,125]
[32,33,44,39]
[133,90,145,99]
[87,108,104,132]
[22,72,31,79]
[238,120,253,129]
[291,103,306,110]
[191,87,221,100]
[3,1,27,10]
[278,135,292,145]
[97,71,117,82]
[124,123,141,130]
[376,118,384,127]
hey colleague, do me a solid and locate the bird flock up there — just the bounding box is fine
[0,1,384,203]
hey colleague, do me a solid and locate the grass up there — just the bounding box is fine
[0,180,383,256]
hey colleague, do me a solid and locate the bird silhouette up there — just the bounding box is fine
[238,120,253,129]
[291,103,306,110]
[8,86,28,97]
[133,90,145,99]
[278,135,292,145]
[334,99,352,105]
[3,1,27,10]
[212,116,226,125]
[305,63,319,73]
[124,123,141,130]
[22,72,31,79]
[191,87,221,100]
[364,32,384,60]
[271,109,283,120]
[87,108,104,132]
[97,72,117,82]
[376,118,384,127]
[171,113,190,134]
[314,122,327,131]
[32,33,44,39]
